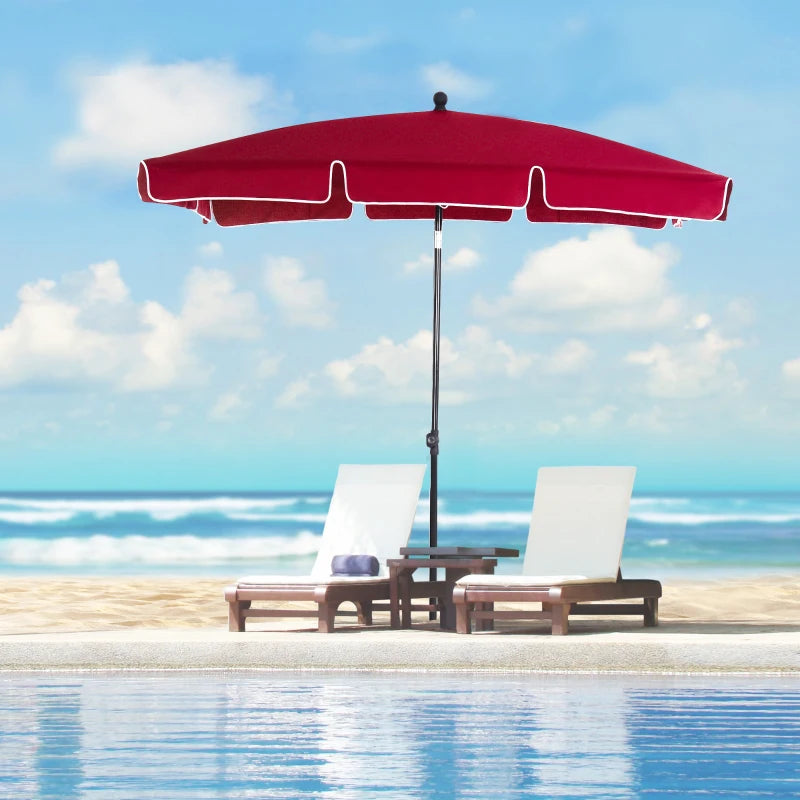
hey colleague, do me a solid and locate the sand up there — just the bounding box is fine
[1,575,799,672]
[2,574,799,635]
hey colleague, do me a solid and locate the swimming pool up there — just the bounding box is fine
[0,672,797,799]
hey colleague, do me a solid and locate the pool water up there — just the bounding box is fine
[0,672,798,799]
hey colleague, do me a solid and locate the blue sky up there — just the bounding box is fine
[0,1,798,491]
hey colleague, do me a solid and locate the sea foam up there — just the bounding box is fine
[630,511,800,525]
[0,495,309,523]
[0,510,78,525]
[0,532,322,566]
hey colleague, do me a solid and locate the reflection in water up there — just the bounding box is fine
[0,673,796,799]
[450,683,529,796]
[75,677,221,796]
[219,679,329,797]
[528,684,633,798]
[629,686,800,797]
[0,681,38,798]
[445,681,633,797]
[315,681,423,797]
[35,685,84,800]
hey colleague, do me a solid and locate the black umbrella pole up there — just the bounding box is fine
[426,205,444,619]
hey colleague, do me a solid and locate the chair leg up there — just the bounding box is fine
[453,587,471,634]
[228,598,249,632]
[317,601,337,633]
[551,603,570,635]
[355,600,373,626]
[644,596,659,627]
[473,602,494,632]
[399,574,413,629]
[389,567,401,628]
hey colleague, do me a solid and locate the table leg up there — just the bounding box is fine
[399,571,414,628]
[389,566,401,629]
[441,568,471,630]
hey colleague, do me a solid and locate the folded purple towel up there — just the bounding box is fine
[331,554,380,577]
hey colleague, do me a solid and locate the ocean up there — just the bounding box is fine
[0,490,798,579]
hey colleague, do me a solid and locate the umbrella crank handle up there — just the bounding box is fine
[426,429,439,456]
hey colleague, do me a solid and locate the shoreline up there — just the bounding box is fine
[1,574,798,674]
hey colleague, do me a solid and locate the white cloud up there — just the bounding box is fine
[181,268,261,339]
[474,228,682,332]
[589,405,617,426]
[626,406,669,433]
[403,247,481,274]
[534,415,581,436]
[544,339,593,374]
[689,313,712,331]
[726,298,755,327]
[403,254,432,273]
[420,61,492,101]
[324,331,431,398]
[81,260,130,305]
[121,301,195,391]
[307,31,383,54]
[0,262,261,393]
[446,247,481,271]
[782,358,800,381]
[626,329,744,399]
[275,378,312,408]
[0,269,125,387]
[257,353,283,379]
[454,325,533,379]
[531,413,591,436]
[123,268,260,391]
[209,389,246,421]
[198,242,223,258]
[54,59,293,171]
[323,325,531,404]
[264,257,334,328]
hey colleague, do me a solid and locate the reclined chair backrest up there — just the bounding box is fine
[310,464,426,578]
[522,466,636,581]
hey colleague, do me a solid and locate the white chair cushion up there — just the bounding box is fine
[455,573,616,587]
[237,574,388,586]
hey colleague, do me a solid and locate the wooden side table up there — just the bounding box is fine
[387,546,519,630]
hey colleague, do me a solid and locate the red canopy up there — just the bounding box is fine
[138,109,732,229]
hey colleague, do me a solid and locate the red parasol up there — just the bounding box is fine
[138,92,732,549]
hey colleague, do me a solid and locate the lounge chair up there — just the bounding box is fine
[224,464,426,632]
[452,466,661,635]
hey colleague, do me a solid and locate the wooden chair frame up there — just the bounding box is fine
[225,576,440,633]
[453,574,661,635]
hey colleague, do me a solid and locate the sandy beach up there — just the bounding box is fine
[1,575,798,673]
[2,574,799,635]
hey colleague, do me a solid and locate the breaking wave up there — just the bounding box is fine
[0,532,322,567]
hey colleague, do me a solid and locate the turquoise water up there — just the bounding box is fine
[0,672,797,799]
[1,490,799,578]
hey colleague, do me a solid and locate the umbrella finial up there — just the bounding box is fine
[433,92,448,111]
